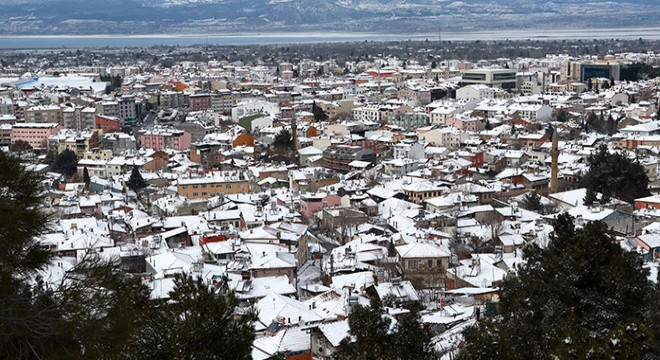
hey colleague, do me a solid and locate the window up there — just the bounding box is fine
[225,184,231,189]
[193,184,198,189]
[201,184,207,189]
[201,192,207,196]
[428,260,433,268]
[193,192,198,197]
[437,259,443,268]
[408,260,419,269]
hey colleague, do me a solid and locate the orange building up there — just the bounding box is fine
[232,133,255,148]
[177,171,249,199]
[305,126,317,138]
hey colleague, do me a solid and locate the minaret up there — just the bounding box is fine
[550,126,559,194]
[291,114,298,161]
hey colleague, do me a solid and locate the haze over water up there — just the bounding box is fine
[1,27,660,49]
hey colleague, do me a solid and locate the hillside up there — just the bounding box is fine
[1,0,659,35]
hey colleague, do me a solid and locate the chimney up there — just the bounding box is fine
[550,126,559,194]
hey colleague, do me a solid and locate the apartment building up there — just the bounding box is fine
[177,171,249,199]
[11,123,63,149]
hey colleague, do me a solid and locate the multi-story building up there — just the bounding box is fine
[48,129,100,157]
[139,126,192,151]
[387,112,429,132]
[0,124,12,147]
[322,145,376,173]
[211,90,236,114]
[160,91,186,108]
[97,100,119,118]
[11,123,63,149]
[461,68,518,90]
[189,94,212,112]
[118,95,138,124]
[176,120,215,143]
[102,132,136,154]
[177,171,249,199]
[63,106,96,131]
[95,114,121,134]
[25,105,63,125]
[0,97,13,115]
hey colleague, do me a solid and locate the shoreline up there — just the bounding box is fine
[1,27,660,49]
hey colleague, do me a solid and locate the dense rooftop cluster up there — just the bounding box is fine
[1,40,660,358]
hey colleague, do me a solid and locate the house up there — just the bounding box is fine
[322,145,376,173]
[310,320,350,360]
[383,158,419,176]
[396,241,450,289]
[299,193,342,218]
[635,194,660,211]
[368,278,420,305]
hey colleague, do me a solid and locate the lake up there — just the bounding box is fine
[1,27,659,49]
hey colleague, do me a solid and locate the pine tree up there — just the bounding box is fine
[335,298,435,360]
[522,191,543,212]
[273,128,293,151]
[127,165,147,194]
[556,110,567,123]
[458,213,660,359]
[132,274,257,359]
[83,167,91,190]
[312,101,329,121]
[51,149,78,177]
[581,144,650,203]
[606,114,617,135]
[583,188,598,205]
[0,152,72,358]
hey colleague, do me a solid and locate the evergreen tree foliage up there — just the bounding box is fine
[583,187,598,206]
[51,149,79,177]
[581,144,650,204]
[606,114,618,135]
[133,275,257,360]
[83,167,91,189]
[458,213,660,360]
[58,257,153,359]
[273,128,293,150]
[127,165,147,194]
[334,298,435,360]
[556,110,567,123]
[585,111,612,134]
[0,152,71,358]
[0,153,259,359]
[312,101,329,121]
[521,191,543,212]
[10,139,32,155]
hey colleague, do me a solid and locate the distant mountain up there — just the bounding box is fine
[0,0,659,35]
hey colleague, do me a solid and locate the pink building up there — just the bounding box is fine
[445,115,484,132]
[299,193,342,218]
[139,126,192,151]
[11,123,63,149]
